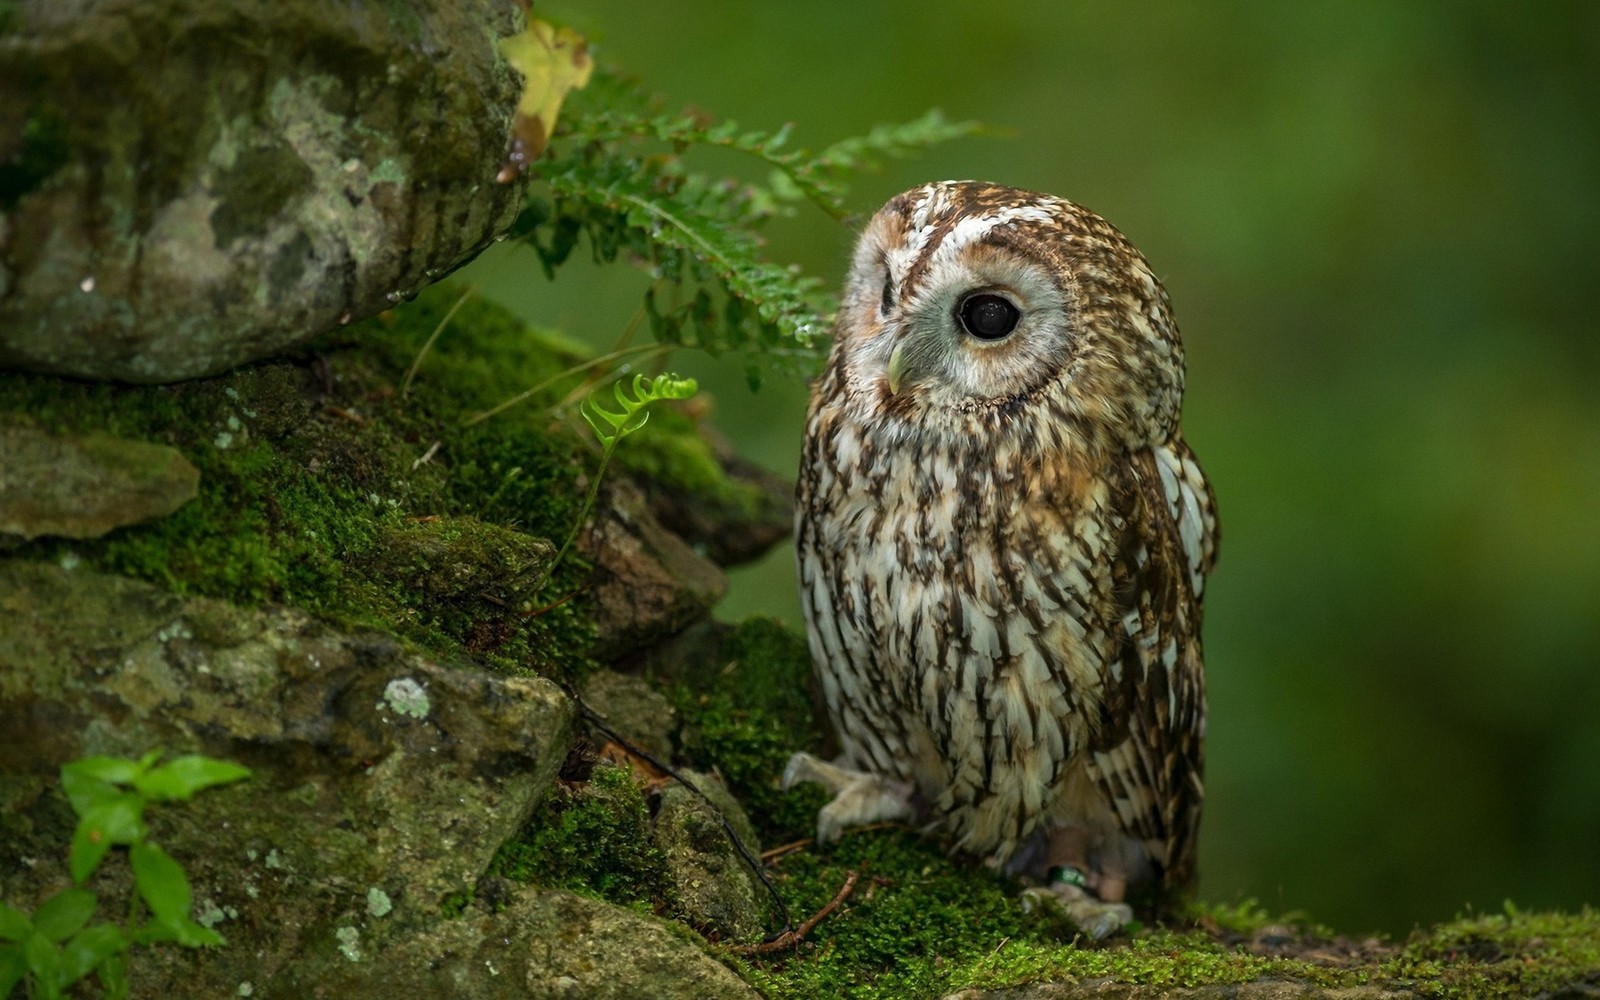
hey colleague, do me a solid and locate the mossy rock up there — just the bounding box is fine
[0,0,528,382]
[0,283,786,680]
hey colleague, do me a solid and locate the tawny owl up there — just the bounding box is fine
[784,180,1218,936]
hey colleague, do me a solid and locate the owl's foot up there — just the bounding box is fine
[1020,871,1134,940]
[782,752,915,844]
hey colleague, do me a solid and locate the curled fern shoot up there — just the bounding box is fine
[538,373,699,592]
[581,372,697,445]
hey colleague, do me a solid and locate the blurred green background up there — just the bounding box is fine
[462,1,1600,933]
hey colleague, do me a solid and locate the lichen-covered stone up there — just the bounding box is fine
[0,422,199,540]
[0,0,528,382]
[308,888,761,1000]
[0,559,574,993]
[652,770,767,943]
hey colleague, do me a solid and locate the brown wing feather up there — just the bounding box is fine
[1087,435,1216,892]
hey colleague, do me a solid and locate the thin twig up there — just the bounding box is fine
[461,343,668,427]
[730,870,859,956]
[761,837,813,862]
[519,586,584,618]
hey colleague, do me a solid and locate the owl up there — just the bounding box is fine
[784,180,1217,936]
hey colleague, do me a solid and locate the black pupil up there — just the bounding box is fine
[959,293,1020,340]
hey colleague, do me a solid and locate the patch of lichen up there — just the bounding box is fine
[486,761,670,907]
[0,284,611,679]
[672,616,829,845]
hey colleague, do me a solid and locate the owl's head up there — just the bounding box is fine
[829,181,1184,452]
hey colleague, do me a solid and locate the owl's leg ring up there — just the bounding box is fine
[782,752,915,844]
[1018,827,1134,939]
[1021,874,1134,940]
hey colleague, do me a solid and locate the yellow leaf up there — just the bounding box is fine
[498,19,594,179]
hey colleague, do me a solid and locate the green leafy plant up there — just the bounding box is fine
[0,752,251,1000]
[536,372,699,587]
[521,85,983,388]
[429,24,984,428]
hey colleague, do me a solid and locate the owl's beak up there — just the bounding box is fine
[886,342,908,395]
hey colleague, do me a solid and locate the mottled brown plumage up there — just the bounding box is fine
[785,181,1217,931]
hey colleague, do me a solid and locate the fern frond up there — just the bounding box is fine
[537,372,700,591]
[510,60,989,387]
[580,373,699,448]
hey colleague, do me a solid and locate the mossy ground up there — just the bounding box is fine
[488,619,1600,999]
[486,761,671,907]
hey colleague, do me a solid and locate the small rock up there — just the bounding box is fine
[652,770,767,943]
[0,424,199,540]
[583,477,726,661]
[579,668,678,757]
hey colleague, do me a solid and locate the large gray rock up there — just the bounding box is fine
[0,559,575,995]
[0,0,528,382]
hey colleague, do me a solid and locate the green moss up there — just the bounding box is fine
[488,762,670,907]
[1180,896,1279,935]
[1383,906,1600,997]
[672,617,827,845]
[0,284,606,679]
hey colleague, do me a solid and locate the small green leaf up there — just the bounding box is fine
[175,920,224,948]
[68,827,113,887]
[133,755,251,802]
[30,889,95,944]
[129,920,179,946]
[128,842,222,947]
[23,932,62,997]
[57,769,121,820]
[580,373,699,449]
[60,756,149,788]
[70,794,145,883]
[130,843,189,927]
[60,924,127,985]
[133,916,221,950]
[0,943,24,997]
[0,902,29,941]
[98,951,128,1000]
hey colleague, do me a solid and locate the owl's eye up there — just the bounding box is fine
[957,293,1021,341]
[880,274,895,315]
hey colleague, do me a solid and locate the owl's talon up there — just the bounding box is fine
[782,752,915,843]
[1020,883,1133,940]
